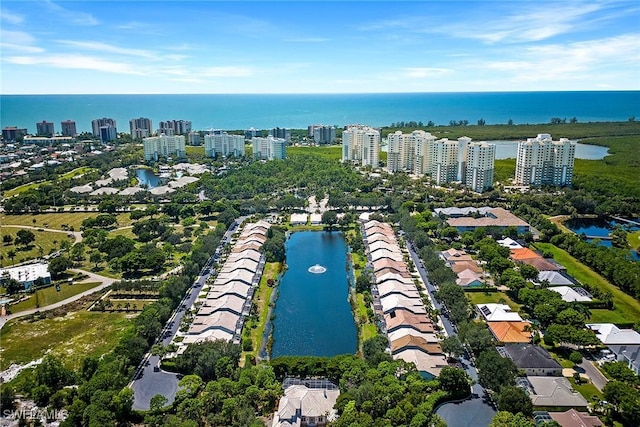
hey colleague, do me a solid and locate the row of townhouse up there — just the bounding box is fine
[362,220,447,378]
[181,221,271,347]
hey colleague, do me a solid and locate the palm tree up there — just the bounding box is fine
[7,250,16,265]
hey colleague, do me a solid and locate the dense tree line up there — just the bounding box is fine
[550,233,640,299]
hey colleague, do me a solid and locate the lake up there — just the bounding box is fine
[565,217,640,261]
[270,231,357,357]
[136,168,161,188]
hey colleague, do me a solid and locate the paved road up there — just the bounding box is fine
[1,224,83,245]
[579,359,609,391]
[0,269,115,329]
[130,216,247,410]
[406,241,496,426]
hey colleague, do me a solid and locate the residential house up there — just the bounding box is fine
[501,344,562,376]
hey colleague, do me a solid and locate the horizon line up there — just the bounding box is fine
[2,89,639,96]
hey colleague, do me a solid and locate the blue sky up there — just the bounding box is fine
[1,1,639,94]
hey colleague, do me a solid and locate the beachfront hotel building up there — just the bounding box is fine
[129,117,153,139]
[252,136,286,160]
[386,132,495,192]
[515,134,576,187]
[36,120,55,137]
[205,132,246,157]
[342,125,380,167]
[143,134,186,161]
[60,120,77,137]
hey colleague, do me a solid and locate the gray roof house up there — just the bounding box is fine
[502,344,562,376]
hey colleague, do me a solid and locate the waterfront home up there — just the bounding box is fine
[271,379,339,427]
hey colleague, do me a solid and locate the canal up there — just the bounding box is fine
[270,231,357,357]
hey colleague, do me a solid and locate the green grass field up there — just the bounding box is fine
[1,212,134,230]
[243,262,280,362]
[355,293,377,342]
[288,145,342,161]
[1,228,74,264]
[8,282,103,313]
[465,290,521,312]
[568,377,603,402]
[627,230,640,251]
[534,243,640,324]
[0,311,132,370]
[2,167,98,197]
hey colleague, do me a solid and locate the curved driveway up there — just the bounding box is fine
[1,225,83,244]
[0,269,115,329]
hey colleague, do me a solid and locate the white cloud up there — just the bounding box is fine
[4,54,144,75]
[201,66,253,78]
[483,34,640,82]
[0,8,24,24]
[403,67,451,78]
[43,0,98,26]
[0,30,44,53]
[56,40,156,58]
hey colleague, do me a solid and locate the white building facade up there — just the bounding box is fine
[515,134,576,186]
[342,125,380,167]
[252,136,286,160]
[143,134,186,161]
[205,133,246,157]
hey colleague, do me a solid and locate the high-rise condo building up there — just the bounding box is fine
[158,120,192,135]
[515,134,576,186]
[270,127,291,142]
[60,120,77,137]
[2,127,28,141]
[143,134,186,161]
[252,136,286,160]
[205,132,245,157]
[91,118,117,137]
[342,125,380,167]
[386,130,435,173]
[308,125,336,144]
[129,117,153,138]
[188,132,201,146]
[465,141,496,193]
[36,120,55,137]
[387,132,494,192]
[92,118,117,142]
[432,138,460,185]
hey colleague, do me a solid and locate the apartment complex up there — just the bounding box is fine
[91,117,117,142]
[341,125,380,167]
[36,120,55,137]
[158,119,191,136]
[142,134,186,161]
[60,120,77,137]
[129,117,153,139]
[204,132,246,157]
[387,131,495,192]
[252,136,286,160]
[308,124,336,144]
[514,134,576,187]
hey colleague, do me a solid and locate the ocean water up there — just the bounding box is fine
[271,231,357,357]
[1,91,638,134]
